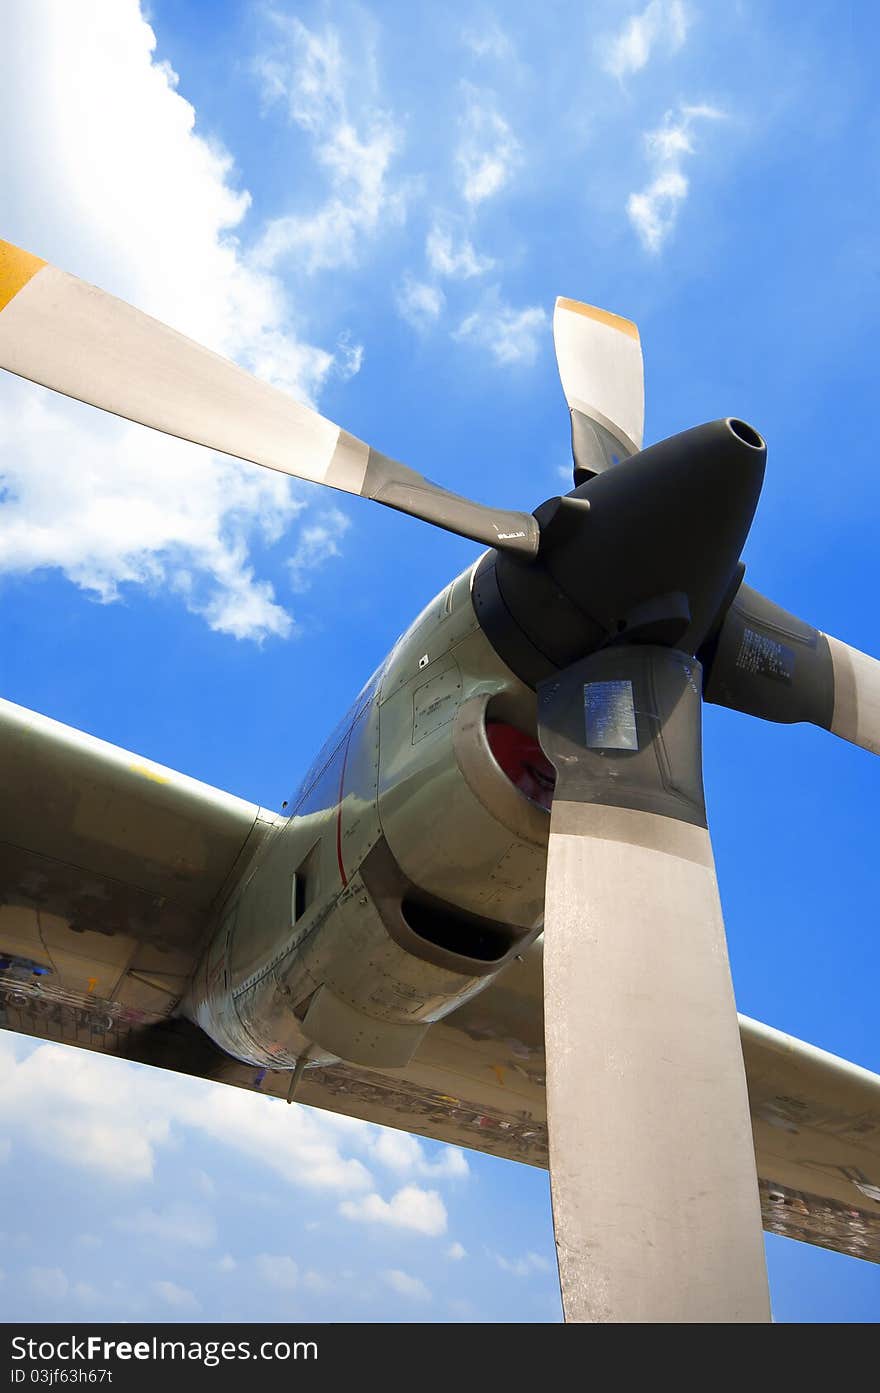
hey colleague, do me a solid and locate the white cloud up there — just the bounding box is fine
[0,1035,171,1182]
[429,1147,469,1179]
[0,0,356,640]
[0,390,304,641]
[194,1170,217,1198]
[27,1266,69,1301]
[456,85,521,205]
[339,1184,447,1236]
[627,103,725,252]
[287,508,351,592]
[72,1282,100,1306]
[448,1296,476,1318]
[217,1254,237,1273]
[455,293,547,366]
[254,17,404,274]
[495,1250,552,1276]
[117,1204,217,1249]
[153,1280,200,1312]
[369,1129,423,1173]
[462,23,515,63]
[601,0,689,80]
[369,1129,469,1180]
[24,1267,100,1308]
[0,1035,374,1195]
[396,275,446,329]
[145,1066,376,1195]
[255,1254,299,1290]
[383,1268,431,1302]
[334,333,365,381]
[446,1241,467,1261]
[426,226,494,279]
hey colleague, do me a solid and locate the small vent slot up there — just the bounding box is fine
[293,987,319,1022]
[291,843,320,925]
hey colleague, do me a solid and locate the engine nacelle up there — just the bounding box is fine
[188,561,551,1070]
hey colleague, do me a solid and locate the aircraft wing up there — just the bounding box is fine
[1,696,878,1265]
[0,694,278,1029]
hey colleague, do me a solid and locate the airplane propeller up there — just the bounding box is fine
[0,240,538,557]
[1,236,878,1322]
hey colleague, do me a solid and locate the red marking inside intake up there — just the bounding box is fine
[485,720,556,811]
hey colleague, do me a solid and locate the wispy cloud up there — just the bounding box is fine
[383,1268,431,1302]
[627,102,725,252]
[426,225,494,279]
[455,84,521,205]
[153,1280,201,1312]
[333,332,365,382]
[254,1254,299,1290]
[254,17,404,273]
[116,1205,217,1249]
[396,274,446,329]
[26,1267,102,1308]
[461,22,516,64]
[287,508,351,593]
[27,1267,71,1302]
[455,292,547,366]
[601,0,689,80]
[495,1250,552,1276]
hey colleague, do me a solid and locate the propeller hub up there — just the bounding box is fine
[474,418,766,689]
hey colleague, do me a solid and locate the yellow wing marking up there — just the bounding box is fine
[129,762,170,785]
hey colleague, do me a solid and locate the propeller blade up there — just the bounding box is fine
[702,582,879,755]
[0,239,538,557]
[538,645,770,1322]
[553,296,644,483]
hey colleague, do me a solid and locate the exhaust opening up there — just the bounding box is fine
[728,418,764,451]
[401,896,519,963]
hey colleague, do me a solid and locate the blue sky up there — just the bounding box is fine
[0,0,878,1322]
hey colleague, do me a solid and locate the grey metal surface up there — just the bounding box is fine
[0,696,276,1028]
[0,583,878,1268]
[702,581,879,755]
[827,634,880,754]
[538,650,771,1321]
[187,562,546,1071]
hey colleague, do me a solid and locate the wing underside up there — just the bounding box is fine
[0,695,278,1030]
[1,696,878,1264]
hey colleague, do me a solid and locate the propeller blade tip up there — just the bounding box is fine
[554,295,640,343]
[0,238,47,312]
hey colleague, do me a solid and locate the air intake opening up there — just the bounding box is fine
[485,719,556,811]
[728,418,764,450]
[401,896,518,963]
